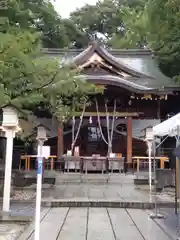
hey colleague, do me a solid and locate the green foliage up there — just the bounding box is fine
[106,0,180,81]
[0,31,101,127]
[146,0,180,79]
[109,6,148,48]
[0,0,72,48]
[70,0,146,44]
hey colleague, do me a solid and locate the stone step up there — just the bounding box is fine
[41,200,175,209]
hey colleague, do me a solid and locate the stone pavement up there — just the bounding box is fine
[18,207,177,240]
[41,173,174,204]
[0,203,34,240]
[0,173,177,239]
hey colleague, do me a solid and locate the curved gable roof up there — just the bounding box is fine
[42,42,180,94]
[73,41,153,79]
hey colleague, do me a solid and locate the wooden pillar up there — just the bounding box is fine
[127,117,132,167]
[157,98,161,119]
[57,122,64,159]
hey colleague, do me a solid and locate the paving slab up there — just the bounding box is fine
[107,208,144,240]
[29,208,69,240]
[127,209,173,240]
[89,186,105,199]
[146,209,178,239]
[57,208,87,240]
[87,208,115,240]
[73,185,89,199]
[18,208,51,240]
[18,208,176,240]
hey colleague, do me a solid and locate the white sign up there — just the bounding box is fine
[37,146,50,158]
[109,153,115,158]
[67,150,72,156]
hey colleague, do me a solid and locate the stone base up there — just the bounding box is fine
[149,213,165,219]
[134,178,155,185]
[0,211,31,222]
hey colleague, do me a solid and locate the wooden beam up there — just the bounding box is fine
[74,112,142,117]
[57,122,64,159]
[127,117,132,164]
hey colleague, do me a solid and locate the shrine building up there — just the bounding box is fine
[7,41,180,171]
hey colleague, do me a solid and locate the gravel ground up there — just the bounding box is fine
[10,184,53,201]
[11,191,36,200]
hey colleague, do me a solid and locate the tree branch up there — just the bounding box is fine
[11,71,59,100]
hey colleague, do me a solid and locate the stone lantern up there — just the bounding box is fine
[144,126,154,142]
[0,106,21,214]
[2,107,19,128]
[34,124,47,240]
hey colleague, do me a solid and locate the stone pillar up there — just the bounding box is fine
[127,117,132,167]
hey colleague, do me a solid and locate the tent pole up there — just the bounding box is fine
[147,141,152,202]
[149,141,164,219]
[176,126,180,238]
[175,157,178,215]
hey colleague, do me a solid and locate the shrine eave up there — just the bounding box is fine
[78,75,180,95]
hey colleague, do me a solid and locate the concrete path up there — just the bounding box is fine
[18,207,176,240]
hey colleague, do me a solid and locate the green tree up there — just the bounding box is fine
[109,6,148,49]
[108,0,180,81]
[0,0,72,48]
[70,0,146,45]
[146,0,180,79]
[0,31,100,131]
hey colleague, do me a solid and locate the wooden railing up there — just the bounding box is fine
[20,155,57,171]
[132,156,169,172]
[20,155,169,172]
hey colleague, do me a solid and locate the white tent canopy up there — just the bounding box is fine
[153,113,180,137]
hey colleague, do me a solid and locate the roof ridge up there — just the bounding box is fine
[41,48,152,56]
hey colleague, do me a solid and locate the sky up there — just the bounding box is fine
[53,0,98,18]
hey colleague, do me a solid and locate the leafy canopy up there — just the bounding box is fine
[0,0,73,48]
[147,0,180,80]
[0,31,100,125]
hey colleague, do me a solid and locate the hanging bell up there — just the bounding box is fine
[89,116,92,124]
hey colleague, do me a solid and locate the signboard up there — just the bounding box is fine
[37,146,50,158]
[109,153,115,158]
[74,146,79,156]
[37,158,43,175]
